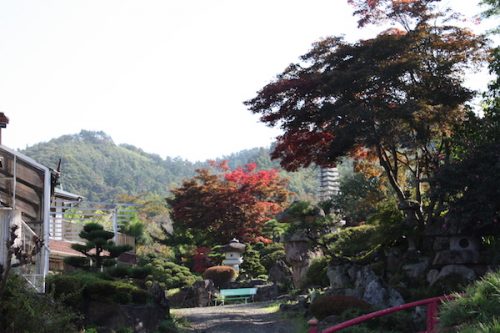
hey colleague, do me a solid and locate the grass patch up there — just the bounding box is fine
[262,301,281,314]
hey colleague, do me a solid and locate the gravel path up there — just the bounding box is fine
[171,301,304,333]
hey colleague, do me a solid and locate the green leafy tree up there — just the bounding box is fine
[331,171,385,226]
[245,0,487,246]
[434,0,500,235]
[68,223,132,270]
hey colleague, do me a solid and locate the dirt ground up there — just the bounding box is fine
[171,301,306,333]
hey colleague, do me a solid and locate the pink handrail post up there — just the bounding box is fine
[426,299,439,333]
[308,318,319,333]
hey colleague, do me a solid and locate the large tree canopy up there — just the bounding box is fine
[245,0,487,233]
[433,0,500,235]
[167,163,290,246]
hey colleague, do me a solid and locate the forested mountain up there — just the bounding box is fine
[20,130,318,201]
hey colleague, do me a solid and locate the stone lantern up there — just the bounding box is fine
[222,238,245,272]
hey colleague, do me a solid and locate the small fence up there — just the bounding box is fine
[308,295,455,333]
[49,200,136,250]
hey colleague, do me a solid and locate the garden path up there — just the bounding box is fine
[171,301,304,333]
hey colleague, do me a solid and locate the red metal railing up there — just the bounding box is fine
[308,295,455,333]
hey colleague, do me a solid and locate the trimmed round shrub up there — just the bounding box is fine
[310,295,371,320]
[203,265,236,288]
[147,258,198,289]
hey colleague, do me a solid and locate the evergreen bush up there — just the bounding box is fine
[259,242,286,271]
[48,271,150,306]
[305,257,330,287]
[239,244,266,279]
[146,258,198,289]
[0,275,79,333]
[439,270,500,332]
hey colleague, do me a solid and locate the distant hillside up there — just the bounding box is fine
[21,130,318,202]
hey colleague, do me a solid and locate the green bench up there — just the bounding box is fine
[214,288,257,305]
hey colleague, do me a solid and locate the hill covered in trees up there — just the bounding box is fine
[20,130,318,201]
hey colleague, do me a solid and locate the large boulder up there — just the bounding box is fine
[327,264,353,291]
[193,279,218,307]
[148,282,170,312]
[327,264,404,308]
[427,264,476,286]
[254,284,279,302]
[167,280,218,308]
[269,260,293,286]
[402,257,430,280]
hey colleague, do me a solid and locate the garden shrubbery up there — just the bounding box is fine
[146,258,199,289]
[259,242,286,271]
[203,265,236,288]
[325,225,379,261]
[0,275,79,333]
[305,257,329,287]
[439,270,500,332]
[323,202,406,262]
[47,271,150,307]
[239,244,267,279]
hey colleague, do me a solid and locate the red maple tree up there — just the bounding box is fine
[167,162,290,246]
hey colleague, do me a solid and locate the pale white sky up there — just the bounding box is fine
[0,0,492,161]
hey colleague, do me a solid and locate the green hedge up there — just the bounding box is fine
[47,271,150,307]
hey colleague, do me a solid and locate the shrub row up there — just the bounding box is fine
[47,271,150,307]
